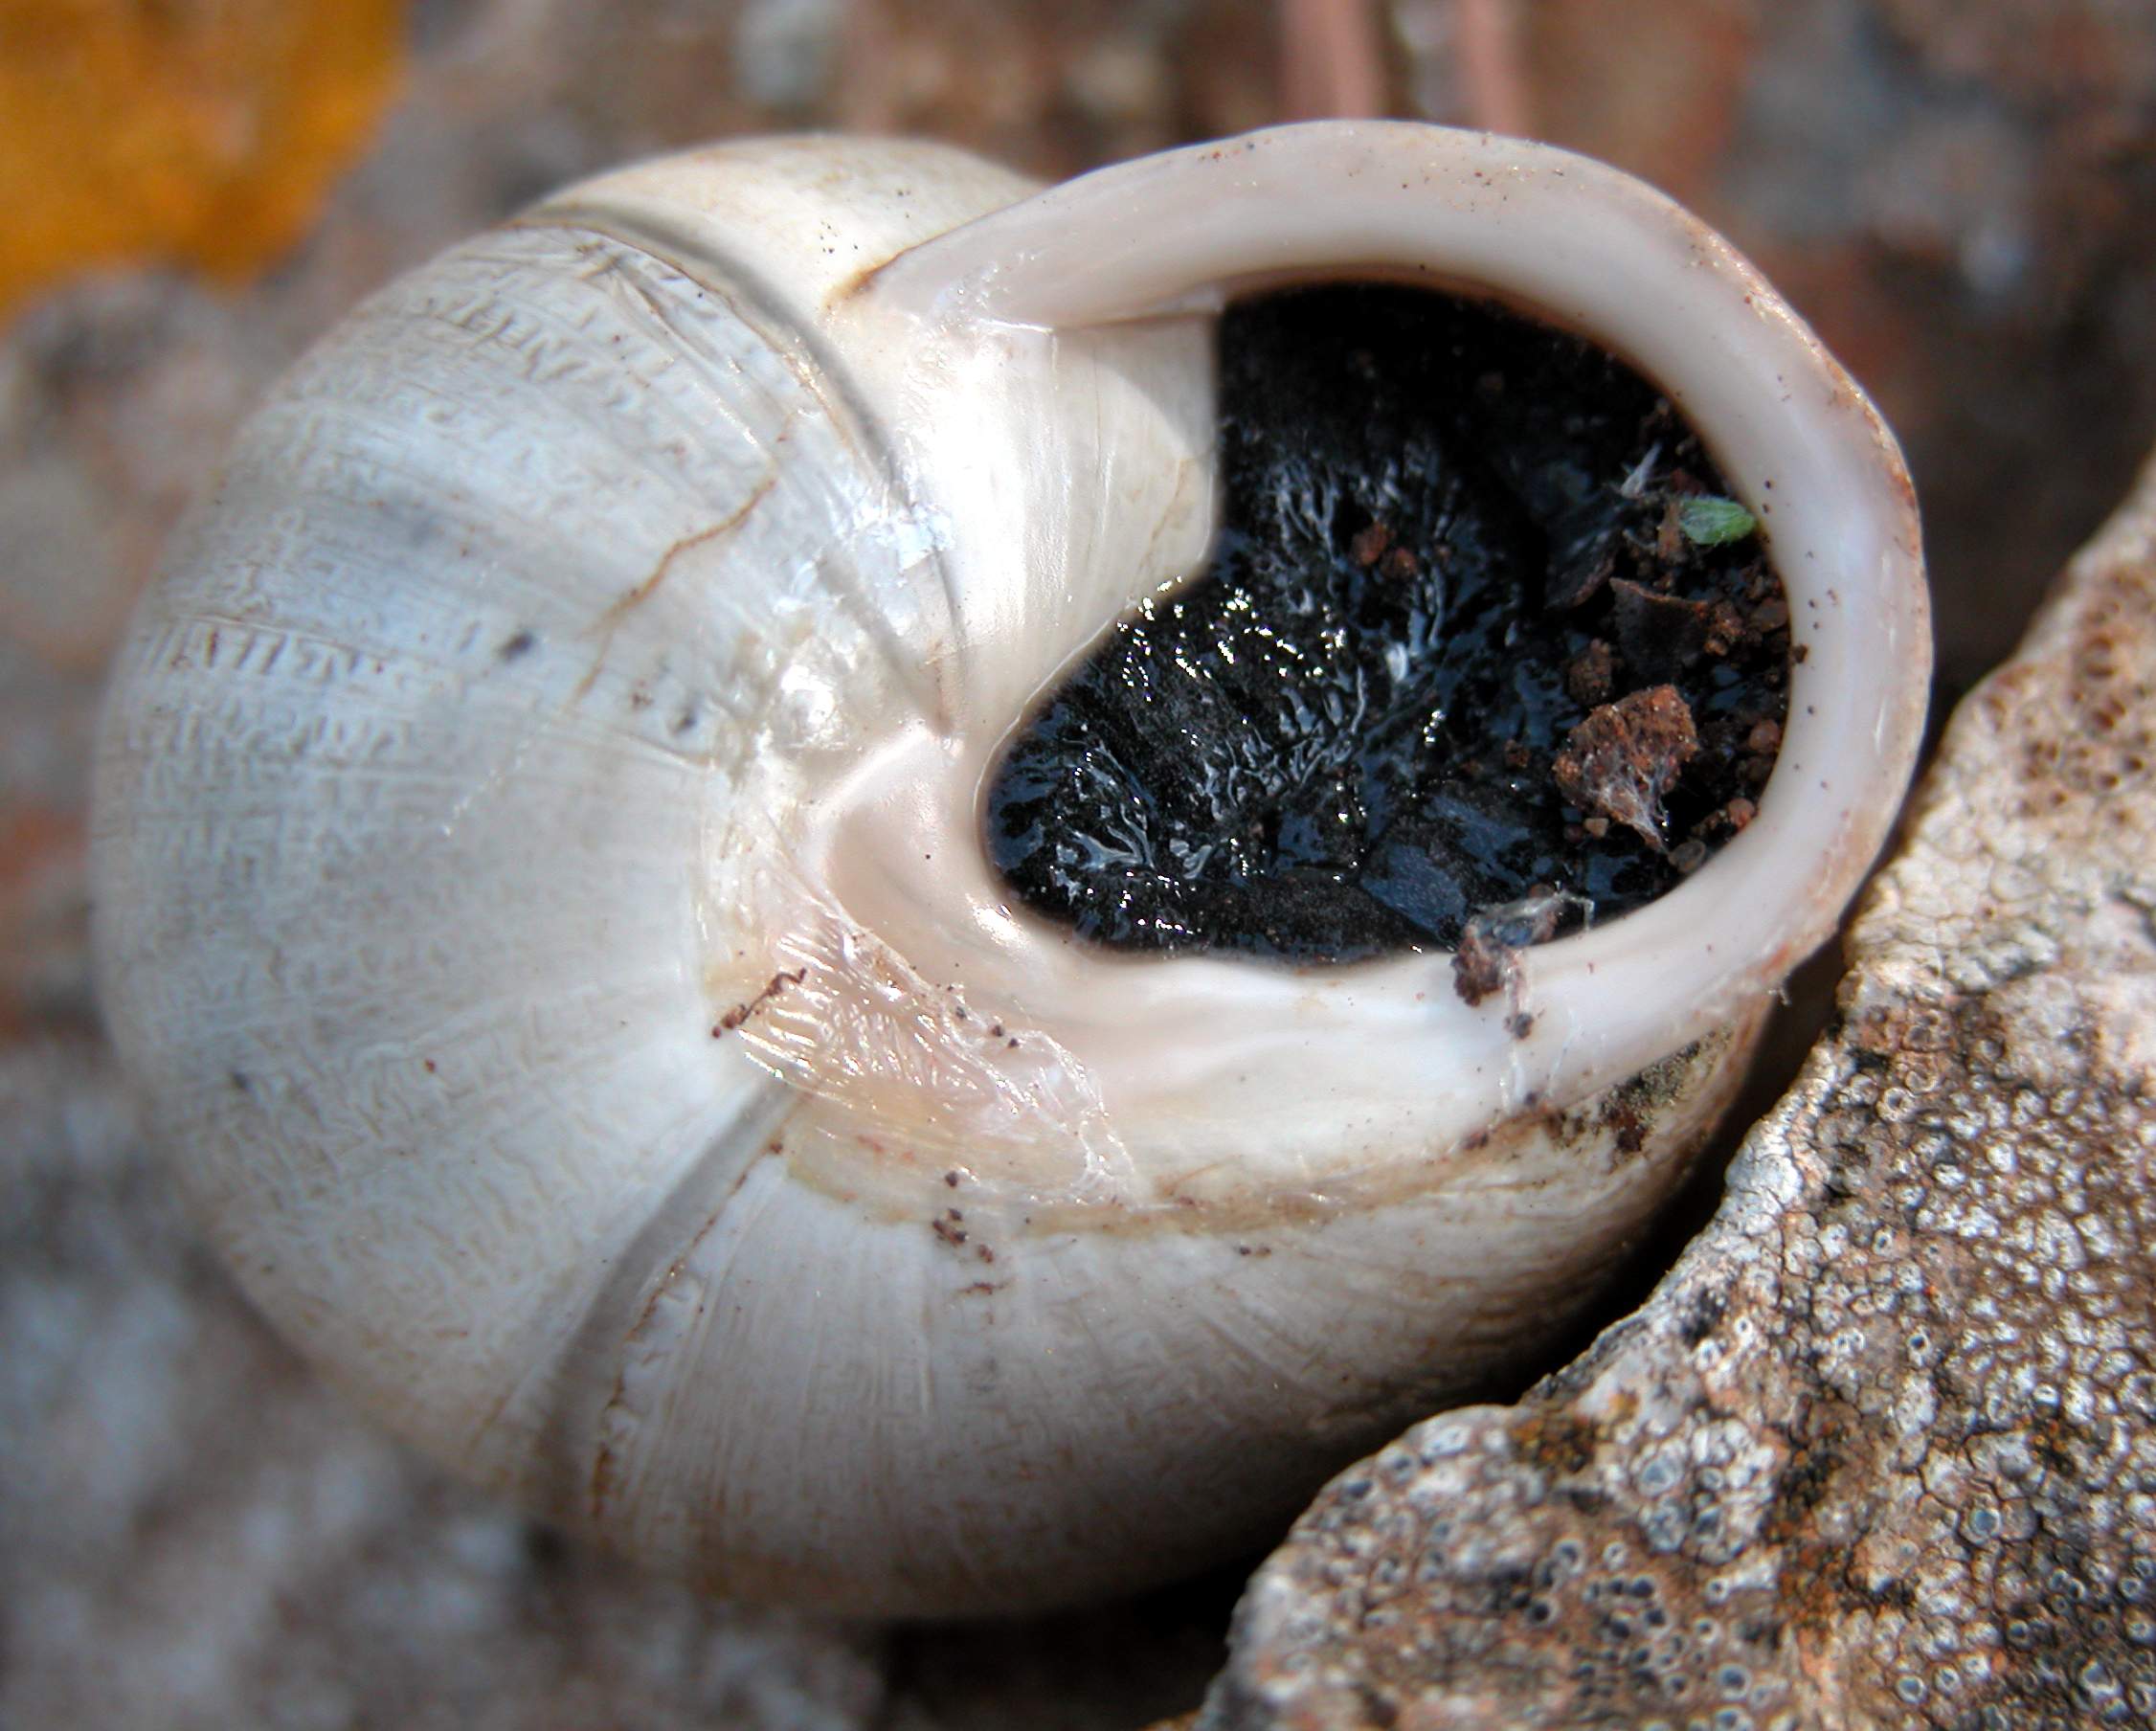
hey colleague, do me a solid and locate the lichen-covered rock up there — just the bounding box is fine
[1197,458,2156,1729]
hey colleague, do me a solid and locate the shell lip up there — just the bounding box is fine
[821,120,1930,1160]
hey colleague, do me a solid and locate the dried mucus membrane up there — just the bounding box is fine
[987,283,1791,963]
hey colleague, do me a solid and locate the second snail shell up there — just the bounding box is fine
[90,124,1928,1615]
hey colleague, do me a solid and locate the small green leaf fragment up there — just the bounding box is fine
[1677,496,1759,546]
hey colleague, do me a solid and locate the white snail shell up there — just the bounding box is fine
[90,124,1927,1616]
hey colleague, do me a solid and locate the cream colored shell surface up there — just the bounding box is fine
[91,128,1926,1615]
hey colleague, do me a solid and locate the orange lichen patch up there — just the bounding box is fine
[0,0,404,319]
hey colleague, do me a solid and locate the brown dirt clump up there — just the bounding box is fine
[1552,684,1700,850]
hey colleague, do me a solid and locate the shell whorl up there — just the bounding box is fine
[91,128,1926,1614]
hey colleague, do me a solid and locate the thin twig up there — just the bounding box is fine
[1278,0,1389,120]
[1453,0,1531,135]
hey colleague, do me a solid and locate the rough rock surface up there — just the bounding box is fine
[1194,461,2156,1727]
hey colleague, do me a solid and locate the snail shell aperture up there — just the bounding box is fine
[89,123,1928,1616]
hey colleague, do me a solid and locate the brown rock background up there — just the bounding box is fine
[4,3,2153,1725]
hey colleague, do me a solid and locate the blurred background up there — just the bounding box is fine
[3,2,2152,1726]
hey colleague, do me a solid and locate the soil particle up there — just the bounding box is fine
[1451,889,1572,1009]
[1552,686,1700,851]
[711,968,805,1036]
[1607,578,1714,678]
[1451,925,1510,1006]
[1564,640,1615,707]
